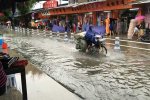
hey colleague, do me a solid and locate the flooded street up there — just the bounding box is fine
[4,31,150,100]
[16,65,81,100]
[0,48,81,100]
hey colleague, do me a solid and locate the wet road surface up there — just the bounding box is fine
[0,49,81,100]
[3,30,150,100]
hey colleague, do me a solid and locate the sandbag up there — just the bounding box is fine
[74,31,86,39]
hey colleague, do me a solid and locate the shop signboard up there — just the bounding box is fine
[43,0,58,9]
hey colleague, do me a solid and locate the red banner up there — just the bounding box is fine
[0,13,4,17]
[43,0,58,9]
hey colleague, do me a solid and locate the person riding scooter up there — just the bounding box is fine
[75,25,107,54]
[84,26,100,50]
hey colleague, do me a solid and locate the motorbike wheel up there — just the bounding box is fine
[76,42,80,49]
[88,46,99,55]
[100,45,107,55]
[79,39,87,52]
[88,46,95,54]
[141,37,150,43]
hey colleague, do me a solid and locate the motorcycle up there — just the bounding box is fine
[75,31,107,55]
[140,28,150,43]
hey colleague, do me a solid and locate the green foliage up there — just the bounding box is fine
[0,16,8,21]
[2,9,12,18]
[17,0,37,15]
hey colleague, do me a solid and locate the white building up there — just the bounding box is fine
[57,0,69,5]
[32,0,69,10]
[32,1,46,10]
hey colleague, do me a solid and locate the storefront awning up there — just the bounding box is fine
[45,0,106,10]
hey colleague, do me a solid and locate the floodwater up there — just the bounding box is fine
[0,49,81,100]
[4,30,150,100]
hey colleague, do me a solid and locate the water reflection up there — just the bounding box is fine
[7,48,81,100]
[74,58,101,68]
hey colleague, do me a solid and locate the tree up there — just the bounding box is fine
[0,0,39,29]
[17,0,37,15]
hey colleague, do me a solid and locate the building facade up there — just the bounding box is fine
[69,0,105,4]
[36,0,149,33]
[43,0,58,9]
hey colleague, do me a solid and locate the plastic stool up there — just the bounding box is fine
[6,74,17,93]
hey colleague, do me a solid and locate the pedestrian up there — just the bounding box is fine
[105,17,110,36]
[116,18,121,35]
[48,20,53,30]
[64,24,70,37]
[109,18,115,36]
[127,19,138,39]
[73,23,76,33]
[77,22,82,32]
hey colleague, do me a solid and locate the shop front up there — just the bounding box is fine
[37,0,138,33]
[119,9,138,34]
[96,11,112,26]
[143,4,150,28]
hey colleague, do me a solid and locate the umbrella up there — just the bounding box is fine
[6,21,11,24]
[135,15,145,20]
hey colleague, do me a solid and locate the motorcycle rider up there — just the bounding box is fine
[84,25,100,51]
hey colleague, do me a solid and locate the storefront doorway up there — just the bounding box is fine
[120,9,138,34]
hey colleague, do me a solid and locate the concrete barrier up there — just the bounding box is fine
[114,37,120,50]
[64,32,68,42]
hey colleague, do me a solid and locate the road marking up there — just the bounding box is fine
[106,43,150,51]
[105,38,150,45]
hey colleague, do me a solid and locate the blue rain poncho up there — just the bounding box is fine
[52,25,65,33]
[85,26,106,45]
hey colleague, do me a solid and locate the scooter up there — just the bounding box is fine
[140,28,150,43]
[75,32,107,55]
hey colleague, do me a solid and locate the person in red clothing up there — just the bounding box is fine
[73,23,76,33]
[0,62,7,96]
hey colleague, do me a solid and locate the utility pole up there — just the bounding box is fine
[60,0,61,5]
